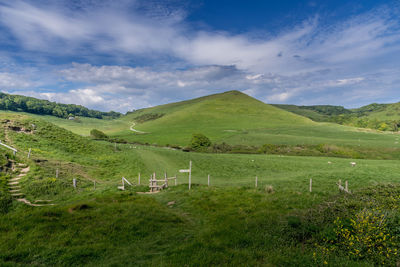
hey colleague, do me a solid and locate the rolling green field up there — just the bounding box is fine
[1,96,400,266]
[16,91,400,152]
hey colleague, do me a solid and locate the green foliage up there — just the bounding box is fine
[90,129,108,140]
[133,113,164,123]
[189,133,211,151]
[312,185,400,266]
[0,92,121,119]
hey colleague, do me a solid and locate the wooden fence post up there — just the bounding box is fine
[175,175,177,186]
[138,172,141,185]
[208,174,210,186]
[189,160,192,190]
[27,148,31,159]
[255,176,258,188]
[309,178,312,193]
[165,172,168,187]
[73,178,77,189]
[345,181,348,192]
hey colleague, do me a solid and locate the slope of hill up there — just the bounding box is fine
[1,113,400,266]
[120,90,315,144]
[275,102,400,131]
[3,91,400,149]
[272,104,351,122]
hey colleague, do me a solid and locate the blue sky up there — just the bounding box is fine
[0,0,399,112]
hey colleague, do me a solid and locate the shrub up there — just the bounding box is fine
[189,133,211,151]
[90,129,108,140]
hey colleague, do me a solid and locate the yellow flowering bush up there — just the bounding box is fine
[334,208,397,265]
[314,207,399,265]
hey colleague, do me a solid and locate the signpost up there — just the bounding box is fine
[179,160,192,190]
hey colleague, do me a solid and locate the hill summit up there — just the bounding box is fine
[125,90,313,145]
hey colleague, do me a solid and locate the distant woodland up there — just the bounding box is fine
[0,92,121,119]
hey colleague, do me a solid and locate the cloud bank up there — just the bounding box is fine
[0,0,399,112]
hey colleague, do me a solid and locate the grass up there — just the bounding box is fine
[1,105,400,266]
[8,91,398,153]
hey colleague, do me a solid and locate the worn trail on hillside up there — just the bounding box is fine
[129,122,148,134]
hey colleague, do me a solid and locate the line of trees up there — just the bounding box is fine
[0,93,121,119]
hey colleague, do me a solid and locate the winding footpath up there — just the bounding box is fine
[8,163,54,207]
[129,122,148,134]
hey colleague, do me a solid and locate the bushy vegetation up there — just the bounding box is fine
[0,92,121,119]
[132,112,165,123]
[189,133,212,151]
[90,129,108,140]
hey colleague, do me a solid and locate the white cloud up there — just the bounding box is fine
[0,72,33,89]
[0,1,399,110]
[267,92,292,102]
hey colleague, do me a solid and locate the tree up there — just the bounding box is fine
[189,133,211,151]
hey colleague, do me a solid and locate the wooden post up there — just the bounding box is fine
[345,181,348,192]
[309,178,312,193]
[165,172,168,187]
[56,168,59,178]
[149,175,153,192]
[208,174,210,186]
[28,148,31,159]
[175,175,177,186]
[73,178,76,189]
[338,179,342,190]
[255,176,258,188]
[138,173,141,185]
[189,160,192,190]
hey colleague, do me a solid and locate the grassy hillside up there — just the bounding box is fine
[0,113,400,266]
[273,104,351,122]
[119,90,313,145]
[107,91,400,149]
[275,102,400,132]
[1,113,400,265]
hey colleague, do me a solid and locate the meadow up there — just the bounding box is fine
[1,100,400,266]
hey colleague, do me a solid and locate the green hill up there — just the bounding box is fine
[1,112,400,266]
[272,104,351,122]
[120,90,315,145]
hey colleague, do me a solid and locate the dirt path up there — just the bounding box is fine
[129,122,148,134]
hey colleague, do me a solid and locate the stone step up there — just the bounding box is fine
[9,189,21,193]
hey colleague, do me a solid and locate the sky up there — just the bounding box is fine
[0,0,399,113]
